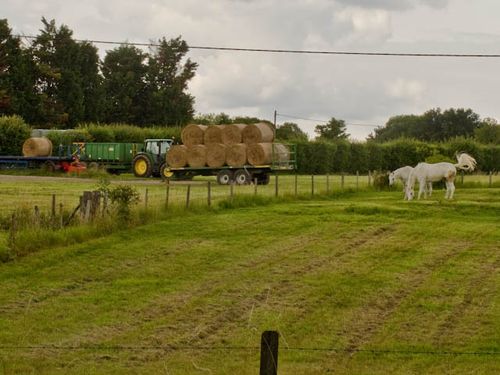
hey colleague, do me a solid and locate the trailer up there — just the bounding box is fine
[78,142,145,174]
[0,145,81,172]
[162,144,297,184]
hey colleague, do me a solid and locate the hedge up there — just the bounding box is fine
[0,116,32,155]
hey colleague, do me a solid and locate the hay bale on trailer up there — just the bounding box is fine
[181,124,207,147]
[22,137,53,157]
[226,143,247,167]
[206,143,227,168]
[204,125,225,145]
[247,143,289,166]
[221,123,247,145]
[166,145,188,168]
[187,145,207,168]
[242,122,274,144]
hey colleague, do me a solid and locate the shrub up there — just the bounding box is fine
[0,115,31,155]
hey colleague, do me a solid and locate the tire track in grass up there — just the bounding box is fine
[336,240,473,355]
[432,252,500,347]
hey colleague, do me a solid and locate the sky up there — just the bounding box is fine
[4,0,500,140]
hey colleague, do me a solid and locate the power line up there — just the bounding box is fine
[276,113,382,128]
[13,34,500,59]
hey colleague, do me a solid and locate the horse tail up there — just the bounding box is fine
[454,152,477,171]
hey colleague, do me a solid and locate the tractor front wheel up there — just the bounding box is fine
[133,155,152,178]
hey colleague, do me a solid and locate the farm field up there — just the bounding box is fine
[0,187,499,374]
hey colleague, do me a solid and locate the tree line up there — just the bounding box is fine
[0,18,197,128]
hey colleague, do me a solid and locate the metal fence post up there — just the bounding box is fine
[207,181,211,207]
[260,331,279,375]
[165,181,170,210]
[186,185,191,209]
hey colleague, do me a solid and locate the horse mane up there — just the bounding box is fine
[454,152,477,171]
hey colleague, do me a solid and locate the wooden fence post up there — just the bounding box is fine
[260,331,279,375]
[294,174,298,197]
[341,173,345,191]
[254,178,258,195]
[368,170,372,187]
[145,188,149,210]
[230,182,234,201]
[489,171,492,188]
[207,181,211,207]
[326,174,330,194]
[356,171,359,191]
[59,203,64,228]
[275,175,279,198]
[186,185,191,209]
[34,205,40,226]
[311,175,315,196]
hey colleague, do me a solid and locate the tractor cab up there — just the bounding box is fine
[132,138,173,177]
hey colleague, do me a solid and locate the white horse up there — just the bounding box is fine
[406,153,477,200]
[389,166,432,199]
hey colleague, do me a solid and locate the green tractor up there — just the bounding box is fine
[132,139,173,178]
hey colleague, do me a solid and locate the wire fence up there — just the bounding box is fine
[0,172,498,218]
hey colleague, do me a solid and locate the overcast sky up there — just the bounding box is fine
[4,0,500,140]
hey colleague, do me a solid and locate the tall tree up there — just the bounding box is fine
[474,118,500,144]
[102,45,147,124]
[0,19,40,122]
[144,36,197,125]
[315,117,349,141]
[276,122,308,141]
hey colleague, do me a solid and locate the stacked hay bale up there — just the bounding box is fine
[166,122,290,168]
[22,137,53,157]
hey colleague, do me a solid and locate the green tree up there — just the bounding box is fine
[144,36,197,125]
[276,122,308,141]
[0,19,40,122]
[315,117,349,141]
[102,45,147,124]
[474,118,500,144]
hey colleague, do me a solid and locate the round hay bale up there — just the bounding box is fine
[221,123,247,145]
[181,124,207,146]
[204,125,224,145]
[226,144,247,167]
[22,137,53,157]
[187,144,207,168]
[247,143,290,166]
[242,122,274,144]
[206,143,227,168]
[166,145,188,168]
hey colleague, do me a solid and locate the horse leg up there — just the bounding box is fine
[417,179,425,200]
[448,181,455,199]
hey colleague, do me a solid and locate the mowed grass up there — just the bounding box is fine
[0,188,499,374]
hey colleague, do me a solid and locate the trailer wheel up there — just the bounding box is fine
[88,162,99,170]
[234,169,252,185]
[132,155,152,177]
[160,163,174,180]
[43,160,57,173]
[216,170,233,185]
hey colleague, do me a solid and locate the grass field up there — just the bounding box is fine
[0,186,499,374]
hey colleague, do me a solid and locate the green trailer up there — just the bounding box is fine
[79,142,144,174]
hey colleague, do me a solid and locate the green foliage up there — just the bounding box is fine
[46,128,92,145]
[474,119,500,144]
[372,170,390,190]
[276,122,308,142]
[315,117,349,140]
[0,115,31,155]
[371,108,483,143]
[98,180,140,222]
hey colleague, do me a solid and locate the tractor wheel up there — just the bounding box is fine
[132,155,152,178]
[43,160,57,173]
[216,169,233,185]
[234,169,252,185]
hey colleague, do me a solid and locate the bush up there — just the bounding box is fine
[372,170,391,190]
[0,115,31,155]
[46,129,93,145]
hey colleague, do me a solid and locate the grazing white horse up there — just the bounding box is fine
[389,166,432,199]
[406,153,477,200]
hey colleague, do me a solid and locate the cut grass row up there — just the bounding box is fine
[0,189,498,374]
